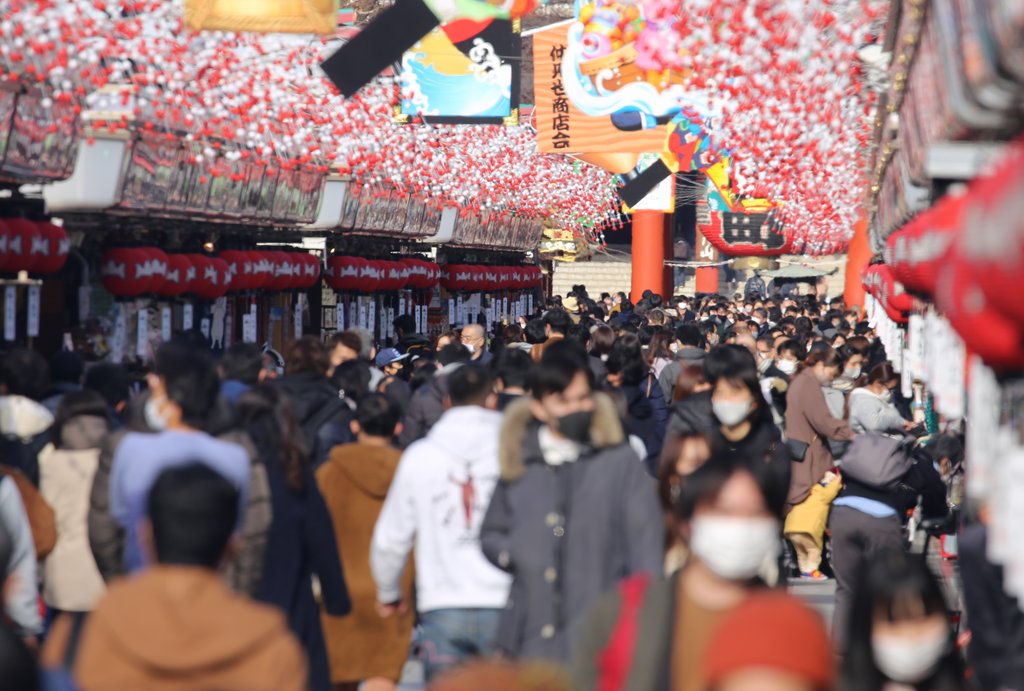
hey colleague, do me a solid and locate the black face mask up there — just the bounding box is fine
[556,410,593,444]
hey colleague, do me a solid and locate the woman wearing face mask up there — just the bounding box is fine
[784,348,854,580]
[708,345,790,472]
[841,551,964,691]
[572,450,790,691]
[848,363,912,435]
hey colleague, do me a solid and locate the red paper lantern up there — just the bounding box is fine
[360,259,384,292]
[265,251,289,292]
[250,251,276,291]
[101,248,151,297]
[698,207,790,258]
[936,258,1024,370]
[190,254,231,300]
[220,250,255,292]
[0,218,42,273]
[139,248,169,294]
[295,253,321,290]
[326,255,367,292]
[158,254,193,297]
[441,264,474,292]
[31,221,69,275]
[885,193,963,298]
[376,260,407,292]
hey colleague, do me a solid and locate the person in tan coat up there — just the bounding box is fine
[318,394,413,691]
[43,463,306,691]
[784,348,855,579]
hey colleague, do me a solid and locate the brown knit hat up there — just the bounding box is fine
[703,592,835,689]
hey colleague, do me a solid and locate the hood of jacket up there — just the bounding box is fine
[57,414,108,450]
[498,392,624,482]
[327,443,401,500]
[272,372,340,425]
[424,405,504,468]
[673,346,706,365]
[0,395,54,441]
[85,566,291,677]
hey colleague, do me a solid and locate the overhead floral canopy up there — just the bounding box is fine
[0,0,620,230]
[0,0,886,252]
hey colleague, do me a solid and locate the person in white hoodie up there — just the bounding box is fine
[371,364,511,681]
[848,362,912,435]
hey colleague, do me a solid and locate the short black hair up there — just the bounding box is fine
[606,334,647,387]
[528,339,591,399]
[356,393,400,437]
[154,343,221,429]
[331,359,372,403]
[492,348,532,390]
[0,349,49,400]
[524,318,547,345]
[776,339,803,360]
[147,463,239,568]
[49,351,85,385]
[437,343,472,367]
[84,362,131,409]
[221,343,263,386]
[393,314,417,336]
[674,449,789,523]
[543,309,572,336]
[674,324,705,348]
[447,364,492,407]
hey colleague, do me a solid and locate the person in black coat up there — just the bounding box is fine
[237,386,351,691]
[398,343,471,448]
[272,337,353,465]
[603,334,668,475]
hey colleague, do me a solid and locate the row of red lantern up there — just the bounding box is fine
[861,264,915,325]
[325,256,441,293]
[100,248,321,300]
[881,134,1024,369]
[0,219,69,275]
[440,265,543,292]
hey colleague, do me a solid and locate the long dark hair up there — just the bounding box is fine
[236,385,308,492]
[841,551,964,691]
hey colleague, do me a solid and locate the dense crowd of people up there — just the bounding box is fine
[0,282,1016,690]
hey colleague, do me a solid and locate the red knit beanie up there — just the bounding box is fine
[703,592,835,689]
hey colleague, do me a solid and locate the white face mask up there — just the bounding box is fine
[872,630,949,684]
[670,343,680,354]
[689,516,780,580]
[144,396,169,432]
[713,399,752,427]
[844,366,861,379]
[463,342,476,354]
[777,359,797,375]
[880,389,893,404]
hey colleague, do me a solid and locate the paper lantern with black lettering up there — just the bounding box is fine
[101,248,150,297]
[31,221,69,275]
[159,254,194,297]
[326,255,366,292]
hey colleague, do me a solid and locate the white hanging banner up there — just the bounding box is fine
[111,304,126,362]
[448,298,455,326]
[386,307,395,341]
[420,304,428,335]
[250,301,257,318]
[26,285,40,338]
[3,286,15,341]
[242,313,257,343]
[414,301,423,334]
[161,306,172,342]
[456,296,464,325]
[527,293,534,315]
[502,297,509,321]
[294,296,304,339]
[223,313,233,349]
[398,296,406,318]
[349,301,357,331]
[336,302,345,331]
[367,298,376,338]
[200,317,211,341]
[182,303,194,331]
[136,308,149,359]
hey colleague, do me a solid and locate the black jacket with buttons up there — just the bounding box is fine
[480,394,664,662]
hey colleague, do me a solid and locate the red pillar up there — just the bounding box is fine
[631,210,667,302]
[843,215,871,312]
[695,226,719,295]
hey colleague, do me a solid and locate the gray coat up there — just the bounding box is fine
[848,387,907,435]
[480,394,664,662]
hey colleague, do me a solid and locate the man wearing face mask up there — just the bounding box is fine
[460,323,493,366]
[92,342,251,580]
[572,451,790,691]
[480,340,663,663]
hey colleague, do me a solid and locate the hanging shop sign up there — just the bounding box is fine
[183,0,340,35]
[396,19,521,125]
[0,87,79,184]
